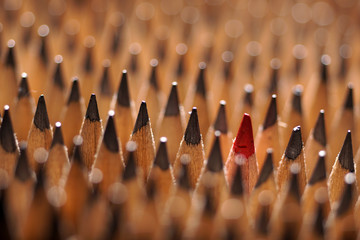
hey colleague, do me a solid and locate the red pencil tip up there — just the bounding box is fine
[233,113,255,158]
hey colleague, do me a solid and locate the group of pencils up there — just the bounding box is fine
[0,0,360,239]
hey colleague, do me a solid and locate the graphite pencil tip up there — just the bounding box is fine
[336,173,355,217]
[103,112,119,153]
[116,70,131,107]
[262,95,277,130]
[133,101,149,134]
[320,55,330,83]
[313,110,326,146]
[255,205,269,235]
[288,164,301,202]
[85,94,100,122]
[285,126,303,160]
[184,108,201,145]
[196,62,207,97]
[39,34,49,65]
[164,82,180,116]
[18,72,30,99]
[123,141,137,181]
[67,78,81,104]
[214,101,228,133]
[99,60,112,96]
[338,131,354,172]
[83,46,94,73]
[72,136,85,167]
[154,137,170,171]
[178,155,191,190]
[343,84,353,110]
[5,39,16,68]
[291,85,303,115]
[207,132,223,172]
[313,204,325,237]
[255,149,274,188]
[244,84,254,106]
[149,59,159,90]
[233,113,254,157]
[34,95,50,131]
[35,165,45,193]
[308,151,326,185]
[0,106,17,153]
[203,188,216,216]
[230,165,244,196]
[51,122,64,148]
[15,143,32,182]
[53,55,65,90]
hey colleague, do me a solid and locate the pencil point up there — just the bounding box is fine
[338,131,354,172]
[133,101,149,134]
[5,39,16,68]
[149,59,159,90]
[320,55,330,83]
[53,55,65,90]
[18,73,30,99]
[99,60,112,96]
[83,36,95,72]
[313,110,326,146]
[196,62,207,97]
[233,113,254,157]
[214,101,227,133]
[0,106,17,153]
[72,136,85,167]
[289,165,301,202]
[178,155,191,190]
[154,137,170,170]
[262,95,277,130]
[313,204,325,237]
[164,82,180,116]
[308,151,326,185]
[203,188,216,216]
[34,95,50,131]
[35,165,45,193]
[336,173,355,216]
[207,133,223,172]
[343,84,353,109]
[231,165,244,196]
[116,70,131,107]
[244,84,254,106]
[291,85,303,115]
[184,108,201,145]
[67,78,81,104]
[255,149,274,188]
[51,122,64,148]
[123,141,137,181]
[15,143,32,182]
[85,94,100,122]
[285,126,303,160]
[103,112,119,152]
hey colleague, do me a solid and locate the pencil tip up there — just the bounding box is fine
[149,59,159,90]
[154,137,170,170]
[116,70,131,107]
[51,122,64,148]
[35,165,45,192]
[255,149,274,188]
[308,151,326,185]
[233,113,255,157]
[288,164,301,201]
[291,85,303,115]
[103,112,119,152]
[214,101,228,133]
[53,55,65,90]
[255,205,269,235]
[284,126,303,160]
[320,55,330,83]
[0,106,17,153]
[99,60,112,96]
[133,101,149,134]
[85,94,100,122]
[34,95,50,131]
[15,143,32,182]
[313,203,325,237]
[336,173,355,217]
[243,84,254,106]
[262,95,277,130]
[178,155,191,190]
[184,108,201,145]
[343,84,353,110]
[203,188,216,216]
[18,73,30,99]
[5,39,16,68]
[67,78,81,104]
[71,136,85,167]
[230,165,244,196]
[83,36,95,72]
[313,110,326,146]
[123,141,137,181]
[164,82,180,116]
[207,133,223,172]
[196,62,207,97]
[338,131,354,171]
